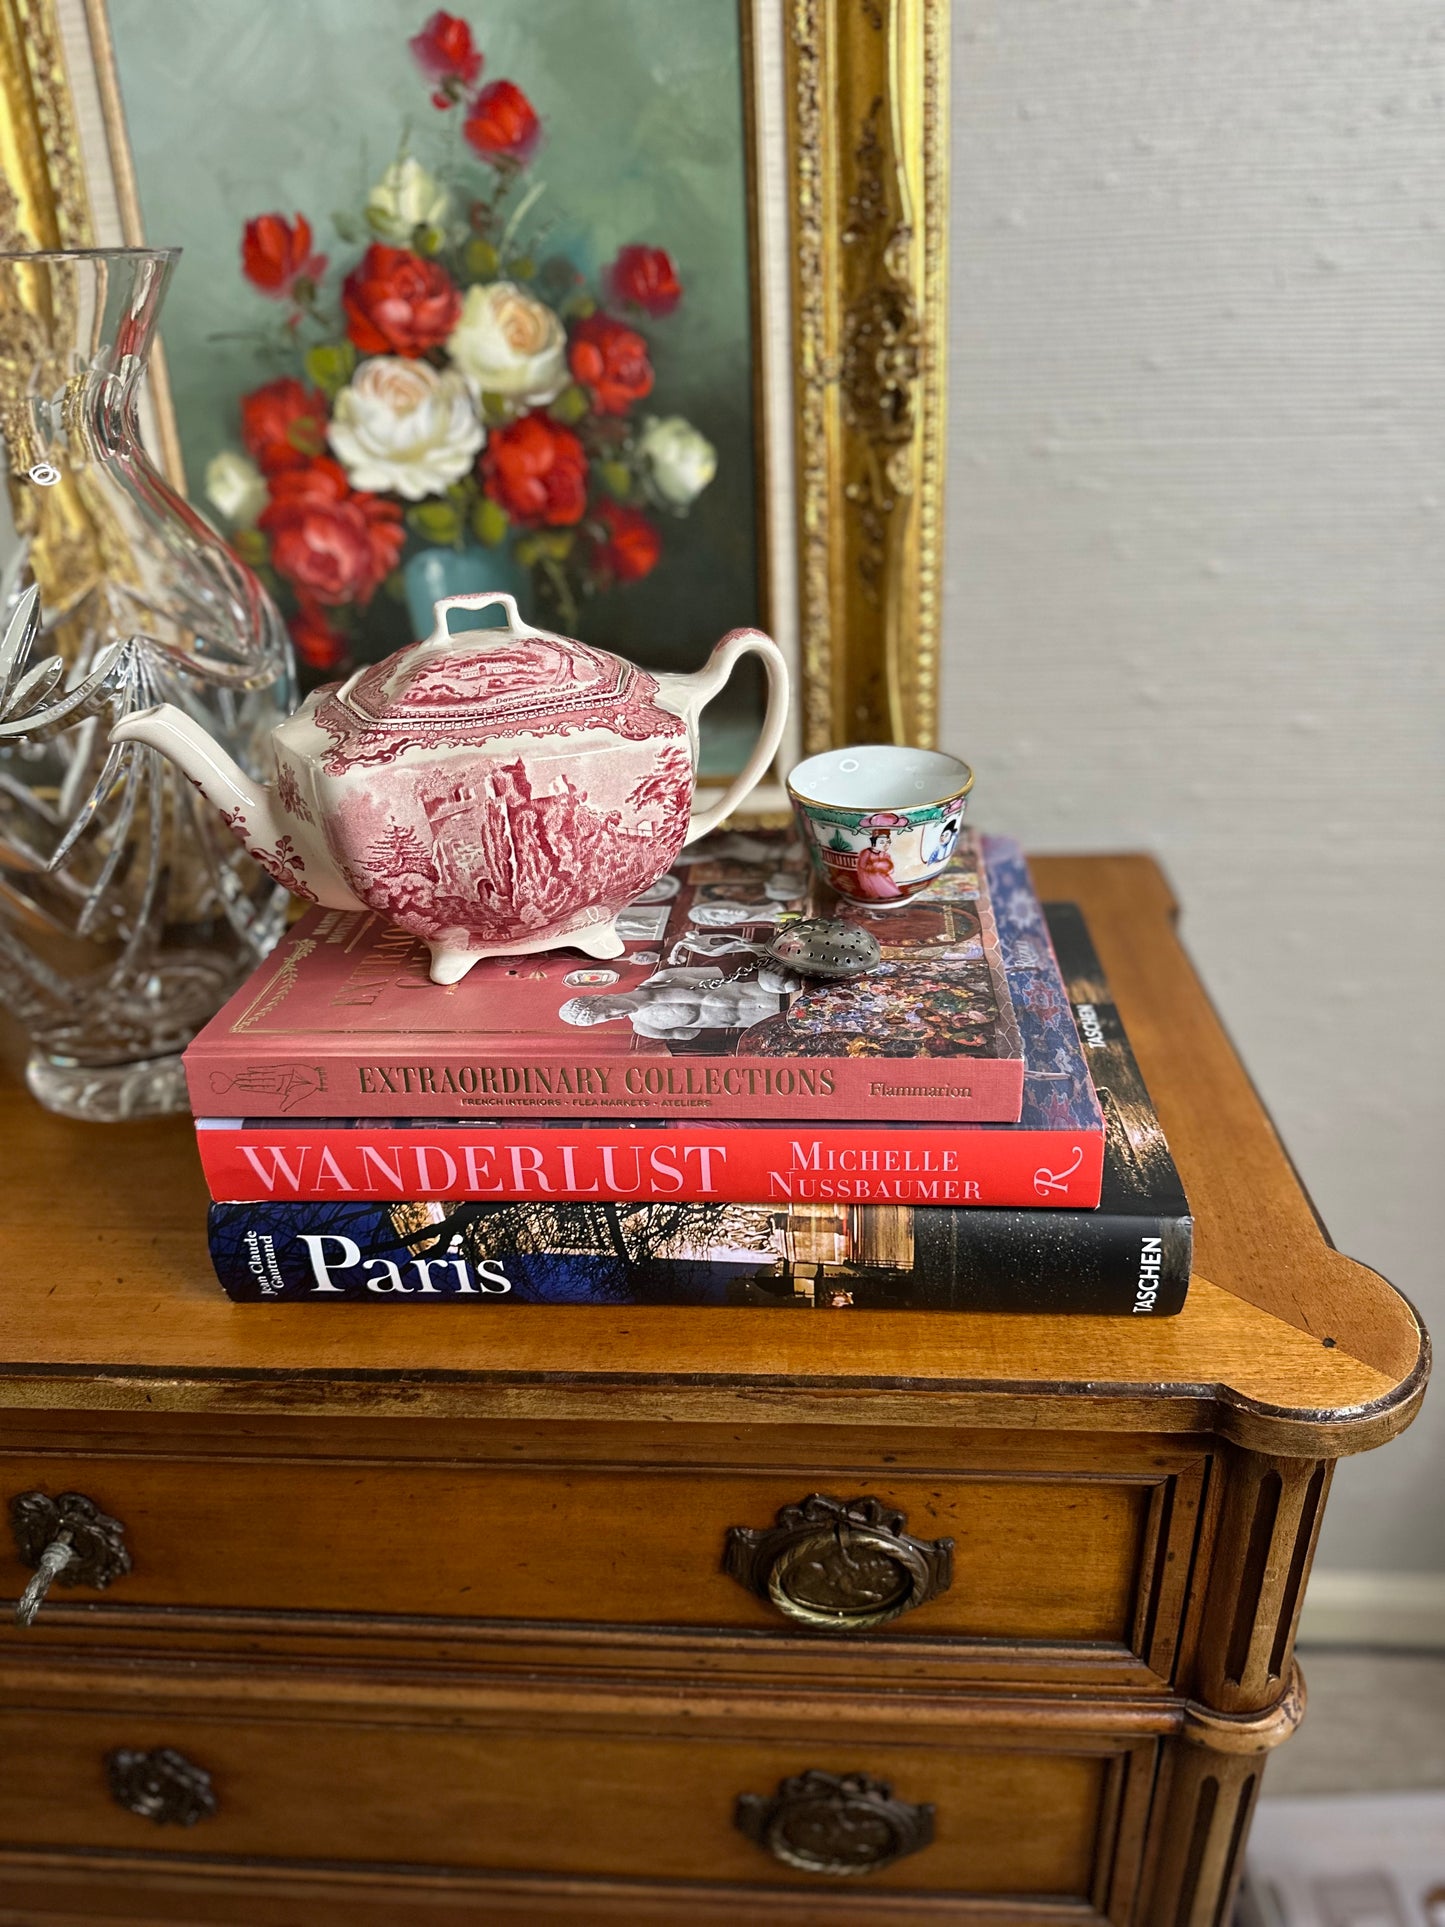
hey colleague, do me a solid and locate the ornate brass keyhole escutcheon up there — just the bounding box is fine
[723,1493,953,1632]
[107,1747,217,1826]
[9,1490,131,1627]
[735,1769,934,1876]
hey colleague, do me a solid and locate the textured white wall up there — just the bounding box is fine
[943,1,1445,1573]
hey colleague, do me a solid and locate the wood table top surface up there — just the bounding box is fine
[0,854,1426,1452]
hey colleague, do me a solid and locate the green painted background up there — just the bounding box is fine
[110,0,760,703]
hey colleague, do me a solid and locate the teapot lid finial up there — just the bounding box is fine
[425,590,539,645]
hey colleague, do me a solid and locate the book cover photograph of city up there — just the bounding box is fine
[210,1194,926,1307]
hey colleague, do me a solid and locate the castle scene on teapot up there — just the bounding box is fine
[309,630,697,964]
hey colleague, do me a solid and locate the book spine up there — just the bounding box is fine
[196,1120,1105,1210]
[910,1204,1191,1316]
[206,1199,1186,1313]
[183,1050,1028,1125]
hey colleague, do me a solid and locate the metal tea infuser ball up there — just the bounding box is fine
[763,918,881,980]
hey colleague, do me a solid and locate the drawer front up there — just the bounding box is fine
[0,1697,1153,1906]
[0,1453,1193,1654]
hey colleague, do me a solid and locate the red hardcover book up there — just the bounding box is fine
[184,830,1027,1124]
[195,1120,1102,1210]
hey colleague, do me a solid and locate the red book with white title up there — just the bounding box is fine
[195,1118,1102,1211]
[193,836,1106,1210]
[184,830,1028,1125]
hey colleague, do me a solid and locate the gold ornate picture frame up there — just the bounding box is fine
[779,0,947,752]
[0,0,947,758]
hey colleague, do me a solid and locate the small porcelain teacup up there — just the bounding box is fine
[787,745,974,907]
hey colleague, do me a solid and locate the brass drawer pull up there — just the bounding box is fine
[736,1769,934,1876]
[10,1490,131,1627]
[106,1747,217,1826]
[723,1493,953,1632]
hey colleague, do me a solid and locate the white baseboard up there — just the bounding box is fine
[1298,1569,1445,1649]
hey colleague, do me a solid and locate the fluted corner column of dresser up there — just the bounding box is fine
[1142,1446,1332,1927]
[1145,1664,1306,1926]
[1190,1447,1332,1716]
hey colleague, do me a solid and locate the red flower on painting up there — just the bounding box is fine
[606,245,682,318]
[288,597,349,672]
[594,500,661,583]
[241,213,327,301]
[463,80,540,163]
[341,244,461,358]
[481,412,588,527]
[259,458,404,607]
[409,10,483,106]
[567,313,654,417]
[240,377,328,475]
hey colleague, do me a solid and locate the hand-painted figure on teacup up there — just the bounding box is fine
[787,745,974,909]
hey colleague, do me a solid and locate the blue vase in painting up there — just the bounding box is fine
[403,545,530,639]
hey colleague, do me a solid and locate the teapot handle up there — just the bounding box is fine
[425,591,542,641]
[683,628,790,845]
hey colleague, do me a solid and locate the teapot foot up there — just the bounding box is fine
[425,918,627,984]
[428,943,482,986]
[573,922,626,961]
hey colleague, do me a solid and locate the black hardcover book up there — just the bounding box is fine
[207,902,1192,1313]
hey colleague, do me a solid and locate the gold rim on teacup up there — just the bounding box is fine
[786,746,974,812]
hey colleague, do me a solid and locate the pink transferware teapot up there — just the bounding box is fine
[111,592,789,983]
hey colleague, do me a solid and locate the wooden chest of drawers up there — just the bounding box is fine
[0,856,1426,1926]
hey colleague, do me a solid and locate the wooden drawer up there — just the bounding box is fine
[1,1445,1204,1668]
[0,1679,1159,1916]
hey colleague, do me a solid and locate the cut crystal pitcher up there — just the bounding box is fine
[0,247,294,1119]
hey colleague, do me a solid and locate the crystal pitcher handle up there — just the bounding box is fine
[682,628,790,845]
[425,591,543,641]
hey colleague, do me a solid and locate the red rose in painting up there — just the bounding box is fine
[260,459,404,607]
[288,597,349,672]
[241,213,327,301]
[240,377,328,475]
[594,500,661,584]
[341,245,461,358]
[463,80,541,163]
[409,10,483,101]
[481,412,588,527]
[606,245,682,318]
[567,313,653,417]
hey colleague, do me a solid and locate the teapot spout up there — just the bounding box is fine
[110,701,287,865]
[111,703,364,911]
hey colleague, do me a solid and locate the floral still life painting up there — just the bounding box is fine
[197,9,725,682]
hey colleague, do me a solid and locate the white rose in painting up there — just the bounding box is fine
[365,157,450,244]
[204,449,266,526]
[327,358,484,501]
[638,415,717,507]
[446,281,567,406]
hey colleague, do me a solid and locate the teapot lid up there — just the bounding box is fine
[333,592,643,732]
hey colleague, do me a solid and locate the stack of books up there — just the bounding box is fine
[186,831,1191,1314]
